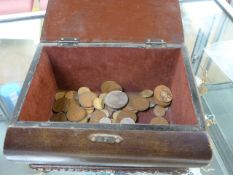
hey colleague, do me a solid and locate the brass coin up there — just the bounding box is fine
[50,112,67,122]
[116,109,137,123]
[79,91,97,108]
[150,117,168,125]
[77,87,91,95]
[55,91,66,100]
[86,108,95,114]
[99,117,112,124]
[79,117,89,123]
[89,110,106,123]
[104,91,128,109]
[154,85,173,103]
[99,93,107,100]
[93,97,104,110]
[153,105,166,117]
[101,81,122,93]
[140,89,153,98]
[53,97,66,113]
[128,94,149,112]
[67,106,86,122]
[153,97,171,107]
[148,97,156,108]
[113,110,121,120]
[65,90,76,99]
[111,118,116,123]
[120,117,135,124]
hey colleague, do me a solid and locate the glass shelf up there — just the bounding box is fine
[0,0,233,174]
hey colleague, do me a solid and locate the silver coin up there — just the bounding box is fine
[99,117,112,124]
[104,91,128,109]
[120,117,135,124]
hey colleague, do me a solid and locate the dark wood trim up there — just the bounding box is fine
[4,127,212,167]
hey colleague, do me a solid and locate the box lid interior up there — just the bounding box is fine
[41,0,184,44]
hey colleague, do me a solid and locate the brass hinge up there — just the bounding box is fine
[58,37,80,46]
[145,39,167,48]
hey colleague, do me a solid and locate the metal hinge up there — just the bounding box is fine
[145,39,167,48]
[58,37,80,46]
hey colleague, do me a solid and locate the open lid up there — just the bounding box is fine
[41,0,184,44]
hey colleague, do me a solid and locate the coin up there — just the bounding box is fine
[67,106,86,122]
[79,117,89,123]
[50,112,67,122]
[116,109,137,123]
[153,105,166,117]
[120,117,135,124]
[140,89,153,98]
[101,81,122,93]
[112,110,121,120]
[78,91,97,108]
[100,109,111,117]
[53,97,66,113]
[89,110,106,123]
[150,117,168,125]
[99,117,112,124]
[128,93,149,112]
[65,90,76,99]
[104,91,128,109]
[86,108,95,114]
[77,87,91,96]
[123,104,138,113]
[99,93,107,100]
[64,98,79,112]
[148,97,156,108]
[55,91,66,100]
[154,85,173,103]
[153,97,171,107]
[93,97,104,110]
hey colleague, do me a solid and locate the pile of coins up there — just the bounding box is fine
[51,81,173,125]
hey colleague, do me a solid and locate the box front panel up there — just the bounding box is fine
[4,127,212,167]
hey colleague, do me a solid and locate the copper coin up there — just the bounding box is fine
[55,91,66,100]
[123,104,138,113]
[116,109,137,123]
[64,98,79,112]
[140,89,153,98]
[104,91,128,109]
[101,81,122,93]
[77,87,91,95]
[150,117,168,125]
[153,97,171,107]
[128,94,149,112]
[99,117,112,124]
[153,105,166,117]
[120,117,135,124]
[65,90,76,99]
[154,85,173,103]
[78,91,97,108]
[67,106,86,122]
[53,97,66,113]
[93,97,104,110]
[89,110,107,123]
[50,112,67,122]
